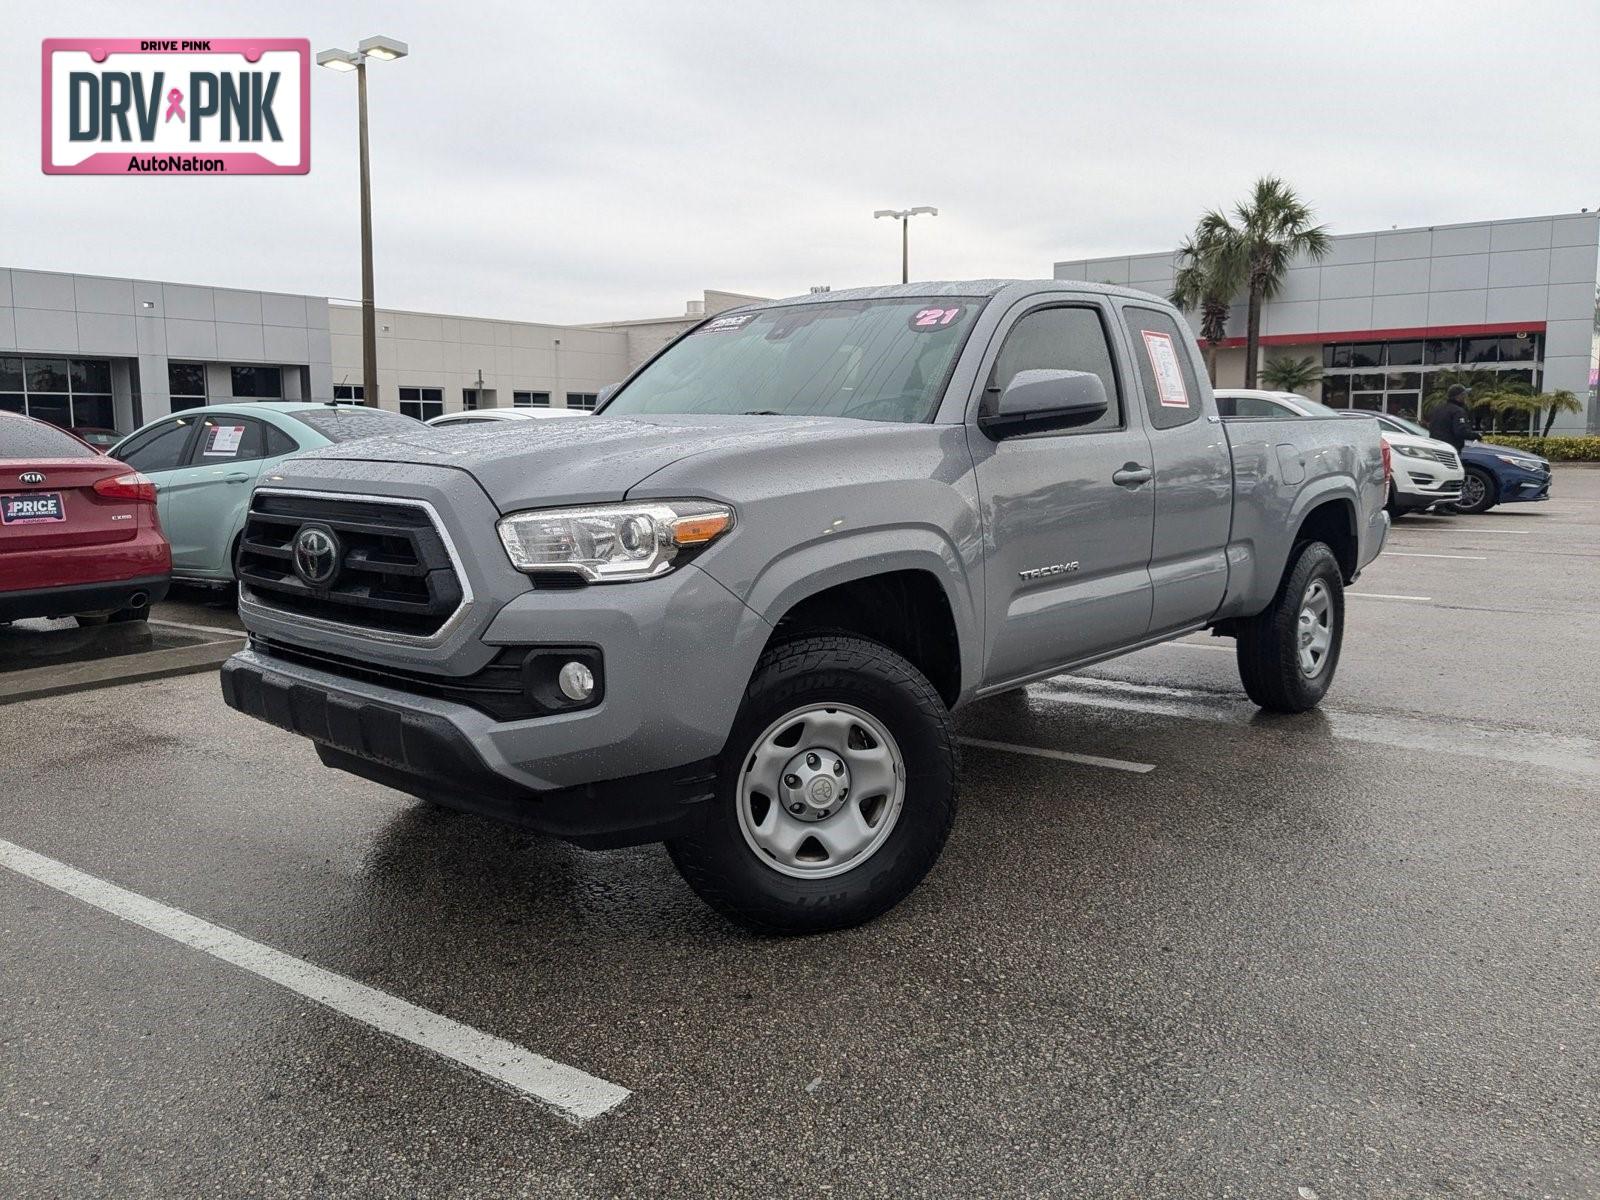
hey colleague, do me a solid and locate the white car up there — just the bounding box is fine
[1214,390,1463,515]
[426,407,585,428]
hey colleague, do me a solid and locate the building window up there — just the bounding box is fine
[169,361,208,412]
[398,386,444,421]
[231,365,282,399]
[1,355,115,429]
[565,392,599,411]
[1319,333,1544,427]
[463,389,480,411]
[513,391,550,407]
[332,383,365,406]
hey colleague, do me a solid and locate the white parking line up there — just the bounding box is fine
[1393,527,1527,535]
[1347,592,1433,602]
[150,618,247,639]
[1170,641,1235,653]
[958,737,1155,774]
[0,838,630,1125]
[1383,552,1488,561]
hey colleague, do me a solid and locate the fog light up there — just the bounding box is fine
[557,661,595,702]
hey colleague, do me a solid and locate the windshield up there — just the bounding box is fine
[1289,397,1343,417]
[1386,414,1429,437]
[602,297,982,423]
[293,407,425,442]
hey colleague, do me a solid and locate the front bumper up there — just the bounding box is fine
[1497,468,1553,503]
[1392,460,1464,510]
[220,649,719,848]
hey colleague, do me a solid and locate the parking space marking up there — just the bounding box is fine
[150,618,247,639]
[0,838,631,1125]
[1383,552,1488,561]
[1347,592,1433,602]
[1030,677,1600,780]
[1393,527,1527,535]
[958,737,1155,774]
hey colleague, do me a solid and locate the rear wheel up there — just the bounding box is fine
[667,633,957,935]
[1452,467,1497,514]
[1236,542,1345,713]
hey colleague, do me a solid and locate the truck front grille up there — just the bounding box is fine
[237,491,465,638]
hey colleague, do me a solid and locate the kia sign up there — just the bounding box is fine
[42,38,310,175]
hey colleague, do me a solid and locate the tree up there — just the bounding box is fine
[1423,368,1503,429]
[1169,226,1244,383]
[1260,355,1323,396]
[1536,389,1583,435]
[1201,178,1331,388]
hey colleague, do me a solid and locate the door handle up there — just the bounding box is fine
[1112,463,1153,488]
[223,472,252,483]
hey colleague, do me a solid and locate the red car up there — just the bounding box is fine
[0,412,170,624]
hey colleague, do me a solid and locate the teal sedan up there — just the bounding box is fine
[109,402,424,583]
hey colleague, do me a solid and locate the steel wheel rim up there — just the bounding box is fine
[735,702,906,880]
[1296,579,1333,677]
[1460,473,1485,508]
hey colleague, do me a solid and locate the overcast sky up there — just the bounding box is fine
[5,1,1598,324]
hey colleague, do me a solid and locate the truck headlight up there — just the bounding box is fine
[496,500,734,582]
[1495,455,1545,473]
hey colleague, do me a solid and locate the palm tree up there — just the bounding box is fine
[1260,355,1323,396]
[1536,389,1583,435]
[1169,228,1244,383]
[1423,368,1503,430]
[1203,178,1331,388]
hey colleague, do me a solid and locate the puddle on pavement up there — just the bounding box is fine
[0,617,228,675]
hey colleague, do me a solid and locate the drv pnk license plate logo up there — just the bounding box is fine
[42,39,310,175]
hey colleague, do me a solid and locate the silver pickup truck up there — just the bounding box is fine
[221,280,1389,933]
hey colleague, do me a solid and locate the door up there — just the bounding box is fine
[113,414,204,537]
[159,414,271,574]
[1120,305,1234,634]
[970,300,1156,687]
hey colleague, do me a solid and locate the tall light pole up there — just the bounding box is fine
[317,36,408,408]
[874,206,938,284]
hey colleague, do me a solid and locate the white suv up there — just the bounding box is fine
[1214,391,1464,514]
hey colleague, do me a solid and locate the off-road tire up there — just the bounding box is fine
[1236,541,1345,713]
[667,633,958,935]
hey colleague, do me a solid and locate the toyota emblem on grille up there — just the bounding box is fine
[292,525,341,588]
[19,471,46,484]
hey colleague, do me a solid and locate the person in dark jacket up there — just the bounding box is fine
[1427,384,1479,450]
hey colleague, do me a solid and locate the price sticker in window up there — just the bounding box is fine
[1141,331,1190,408]
[203,423,246,456]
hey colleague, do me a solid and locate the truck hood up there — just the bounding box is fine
[293,413,903,511]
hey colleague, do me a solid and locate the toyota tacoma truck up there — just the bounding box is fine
[221,281,1389,934]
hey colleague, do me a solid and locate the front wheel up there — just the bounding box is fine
[1452,467,1497,514]
[1235,542,1345,713]
[667,633,958,935]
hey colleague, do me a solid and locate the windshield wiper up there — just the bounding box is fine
[741,410,783,416]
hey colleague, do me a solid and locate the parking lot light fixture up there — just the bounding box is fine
[874,206,939,284]
[319,35,408,408]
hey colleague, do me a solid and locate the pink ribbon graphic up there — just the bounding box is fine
[164,88,185,123]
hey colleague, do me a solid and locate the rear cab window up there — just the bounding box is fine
[1122,305,1204,430]
[0,415,98,459]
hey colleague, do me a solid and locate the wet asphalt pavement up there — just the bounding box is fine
[2,472,1598,1198]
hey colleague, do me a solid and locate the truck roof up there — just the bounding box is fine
[754,278,1172,311]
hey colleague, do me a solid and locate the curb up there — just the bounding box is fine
[0,637,243,705]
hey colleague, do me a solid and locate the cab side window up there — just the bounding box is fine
[117,418,196,473]
[986,306,1122,434]
[1124,306,1204,430]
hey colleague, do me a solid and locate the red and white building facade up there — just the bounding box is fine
[1055,211,1600,434]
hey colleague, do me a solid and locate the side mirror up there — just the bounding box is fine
[596,384,618,406]
[979,369,1109,438]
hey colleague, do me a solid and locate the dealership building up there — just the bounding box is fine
[1054,210,1600,434]
[0,266,758,433]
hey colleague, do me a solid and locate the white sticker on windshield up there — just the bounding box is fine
[1141,331,1190,408]
[698,312,756,334]
[203,424,246,456]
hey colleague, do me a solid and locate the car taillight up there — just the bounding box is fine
[93,472,157,503]
[1380,441,1392,483]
